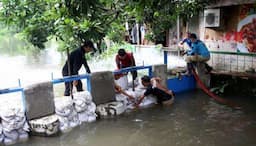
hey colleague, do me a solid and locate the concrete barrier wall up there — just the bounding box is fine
[90,71,116,105]
[153,64,167,87]
[24,81,55,120]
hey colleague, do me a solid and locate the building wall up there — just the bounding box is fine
[201,4,256,72]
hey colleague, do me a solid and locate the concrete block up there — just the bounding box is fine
[90,71,115,105]
[153,64,168,87]
[24,81,55,120]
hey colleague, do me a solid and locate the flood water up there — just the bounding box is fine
[1,45,255,146]
[14,90,256,146]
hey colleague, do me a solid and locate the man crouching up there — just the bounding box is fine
[136,75,175,106]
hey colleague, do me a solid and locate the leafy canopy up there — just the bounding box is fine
[0,0,212,51]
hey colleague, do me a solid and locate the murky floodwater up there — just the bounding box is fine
[13,90,256,146]
[1,45,255,146]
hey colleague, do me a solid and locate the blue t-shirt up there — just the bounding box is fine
[182,38,192,48]
[187,40,210,58]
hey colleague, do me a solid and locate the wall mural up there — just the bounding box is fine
[205,4,256,53]
[237,4,256,53]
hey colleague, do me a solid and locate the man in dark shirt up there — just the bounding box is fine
[136,75,174,106]
[62,40,95,96]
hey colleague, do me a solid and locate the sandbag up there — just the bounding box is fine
[73,91,92,101]
[3,130,18,145]
[115,75,128,90]
[29,114,59,136]
[96,101,126,117]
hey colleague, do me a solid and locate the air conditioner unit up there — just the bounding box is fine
[204,9,220,27]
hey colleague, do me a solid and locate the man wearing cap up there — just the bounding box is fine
[62,40,95,96]
[115,48,137,80]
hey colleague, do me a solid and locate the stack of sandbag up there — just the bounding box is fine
[0,123,4,144]
[54,97,80,133]
[96,101,126,117]
[28,114,59,136]
[73,91,97,123]
[0,108,29,145]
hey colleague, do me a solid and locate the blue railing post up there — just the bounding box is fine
[87,76,91,92]
[148,66,153,77]
[164,50,168,65]
[18,79,26,112]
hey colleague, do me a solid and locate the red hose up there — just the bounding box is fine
[191,68,241,109]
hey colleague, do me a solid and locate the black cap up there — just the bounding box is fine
[118,48,126,56]
[82,40,96,52]
[141,75,151,83]
[190,33,197,39]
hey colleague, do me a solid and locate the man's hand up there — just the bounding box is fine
[180,50,187,56]
[73,80,78,86]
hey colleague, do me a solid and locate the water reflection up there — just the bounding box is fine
[4,46,256,146]
[12,91,256,146]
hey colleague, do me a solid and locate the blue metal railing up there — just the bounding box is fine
[51,74,91,92]
[113,65,153,77]
[0,79,26,111]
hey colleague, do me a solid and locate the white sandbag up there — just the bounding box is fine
[86,102,96,113]
[3,130,18,142]
[73,91,93,101]
[57,116,72,133]
[3,117,26,131]
[96,101,126,117]
[0,108,26,132]
[139,95,157,107]
[3,137,17,146]
[78,111,97,123]
[87,113,97,123]
[55,97,74,117]
[29,114,59,136]
[73,97,87,113]
[0,108,17,122]
[115,94,127,102]
[0,124,3,143]
[115,75,128,90]
[0,134,3,144]
[77,112,88,123]
[17,129,29,142]
[68,110,80,128]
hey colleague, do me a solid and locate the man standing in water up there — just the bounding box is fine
[62,40,95,96]
[136,75,175,106]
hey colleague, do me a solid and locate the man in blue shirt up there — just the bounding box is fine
[184,33,212,73]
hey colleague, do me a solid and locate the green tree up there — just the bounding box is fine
[123,0,214,43]
[0,0,127,51]
[0,0,214,51]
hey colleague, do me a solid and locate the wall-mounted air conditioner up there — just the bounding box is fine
[204,9,220,27]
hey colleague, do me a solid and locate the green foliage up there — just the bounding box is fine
[0,0,125,51]
[124,0,212,42]
[0,0,213,52]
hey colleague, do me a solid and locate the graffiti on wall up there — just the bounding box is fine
[237,4,256,53]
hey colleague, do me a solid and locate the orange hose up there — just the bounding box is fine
[191,68,241,110]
